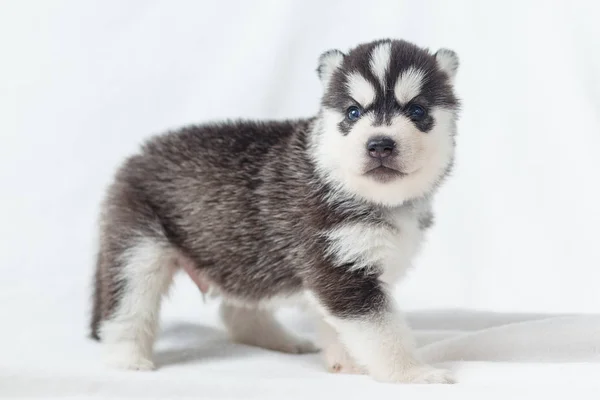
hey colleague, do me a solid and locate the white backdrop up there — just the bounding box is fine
[1,0,600,335]
[3,1,600,396]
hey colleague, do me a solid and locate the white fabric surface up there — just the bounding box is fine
[2,0,600,397]
[2,293,600,397]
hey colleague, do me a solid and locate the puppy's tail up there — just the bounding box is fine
[89,251,102,341]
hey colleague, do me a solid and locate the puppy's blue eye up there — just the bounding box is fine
[346,106,361,121]
[408,104,426,120]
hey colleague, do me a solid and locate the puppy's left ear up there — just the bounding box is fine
[317,49,345,89]
[435,49,459,81]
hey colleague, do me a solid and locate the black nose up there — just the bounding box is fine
[366,136,395,159]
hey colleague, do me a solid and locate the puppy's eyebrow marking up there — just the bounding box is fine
[346,72,376,109]
[394,67,424,104]
[370,42,392,89]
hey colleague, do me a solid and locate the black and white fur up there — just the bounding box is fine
[91,39,460,383]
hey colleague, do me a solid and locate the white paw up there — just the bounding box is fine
[290,338,320,354]
[233,333,319,355]
[394,366,455,384]
[107,355,155,371]
[104,344,155,371]
[322,343,366,374]
[274,337,320,354]
[328,361,365,374]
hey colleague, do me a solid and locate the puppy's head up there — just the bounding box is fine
[311,39,460,206]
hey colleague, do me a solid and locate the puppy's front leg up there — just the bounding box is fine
[308,271,453,384]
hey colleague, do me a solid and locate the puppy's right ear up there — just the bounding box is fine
[317,49,345,89]
[435,48,459,82]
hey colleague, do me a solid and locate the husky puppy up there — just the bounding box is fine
[91,38,460,383]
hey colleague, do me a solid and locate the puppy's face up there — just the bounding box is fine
[311,40,460,206]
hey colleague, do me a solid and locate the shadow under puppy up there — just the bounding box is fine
[90,38,460,383]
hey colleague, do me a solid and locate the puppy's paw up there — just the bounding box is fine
[328,361,365,374]
[322,342,366,374]
[108,355,155,371]
[288,338,320,354]
[104,343,155,371]
[269,337,319,354]
[236,334,319,355]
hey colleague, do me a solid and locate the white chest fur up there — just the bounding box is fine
[324,204,428,286]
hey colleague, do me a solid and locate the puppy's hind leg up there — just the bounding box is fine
[220,302,319,354]
[96,238,177,370]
